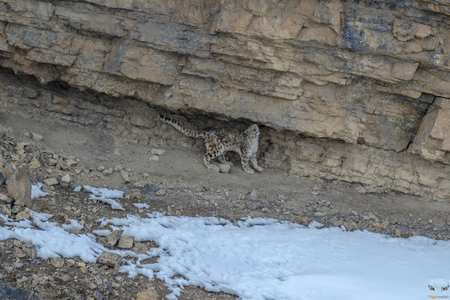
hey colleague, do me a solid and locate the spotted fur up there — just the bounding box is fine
[158,114,263,174]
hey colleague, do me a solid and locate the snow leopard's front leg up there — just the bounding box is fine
[250,155,263,172]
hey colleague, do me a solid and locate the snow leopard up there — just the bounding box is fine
[158,114,263,174]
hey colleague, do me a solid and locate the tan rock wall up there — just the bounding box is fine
[1,0,450,199]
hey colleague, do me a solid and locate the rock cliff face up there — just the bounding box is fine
[1,0,450,200]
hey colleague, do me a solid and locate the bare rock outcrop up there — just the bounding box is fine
[6,167,32,208]
[1,0,450,199]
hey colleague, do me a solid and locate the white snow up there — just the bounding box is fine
[1,211,449,300]
[1,211,105,261]
[307,220,323,229]
[82,185,125,210]
[73,186,82,192]
[62,219,84,231]
[104,214,450,300]
[133,203,150,209]
[31,182,49,199]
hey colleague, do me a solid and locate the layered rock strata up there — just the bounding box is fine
[1,0,450,200]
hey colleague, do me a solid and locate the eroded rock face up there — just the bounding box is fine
[1,0,450,199]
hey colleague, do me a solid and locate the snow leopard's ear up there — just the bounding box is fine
[247,124,259,135]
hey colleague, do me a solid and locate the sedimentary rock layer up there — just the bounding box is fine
[1,0,450,199]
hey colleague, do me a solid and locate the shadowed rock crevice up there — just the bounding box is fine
[1,67,450,201]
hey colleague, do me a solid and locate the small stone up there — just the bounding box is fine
[66,259,75,267]
[66,159,78,167]
[48,159,58,166]
[0,204,11,216]
[59,161,70,170]
[114,165,123,171]
[67,227,81,234]
[343,223,354,231]
[368,213,380,222]
[313,211,326,217]
[249,211,258,218]
[149,155,160,161]
[25,245,37,259]
[136,287,159,300]
[60,174,71,186]
[12,262,23,269]
[11,205,21,214]
[395,229,402,237]
[428,219,433,224]
[30,157,41,168]
[103,168,114,175]
[355,186,367,194]
[312,185,321,191]
[4,265,13,273]
[50,257,65,268]
[97,165,106,172]
[247,190,258,200]
[134,242,149,254]
[98,252,122,268]
[121,171,130,182]
[15,209,31,220]
[118,236,134,249]
[101,230,123,248]
[218,163,231,173]
[156,189,166,196]
[334,220,344,227]
[44,178,58,186]
[142,184,157,196]
[7,167,32,208]
[31,133,43,141]
[93,291,104,300]
[0,194,12,204]
[151,149,166,156]
[311,191,319,196]
[59,274,71,282]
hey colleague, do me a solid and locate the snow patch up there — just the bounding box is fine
[62,219,84,231]
[31,183,49,199]
[308,220,324,229]
[133,203,150,209]
[83,185,125,210]
[106,215,450,300]
[1,211,449,300]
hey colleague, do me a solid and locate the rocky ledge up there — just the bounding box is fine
[1,0,450,200]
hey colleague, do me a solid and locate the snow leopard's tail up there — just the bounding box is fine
[158,114,205,138]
